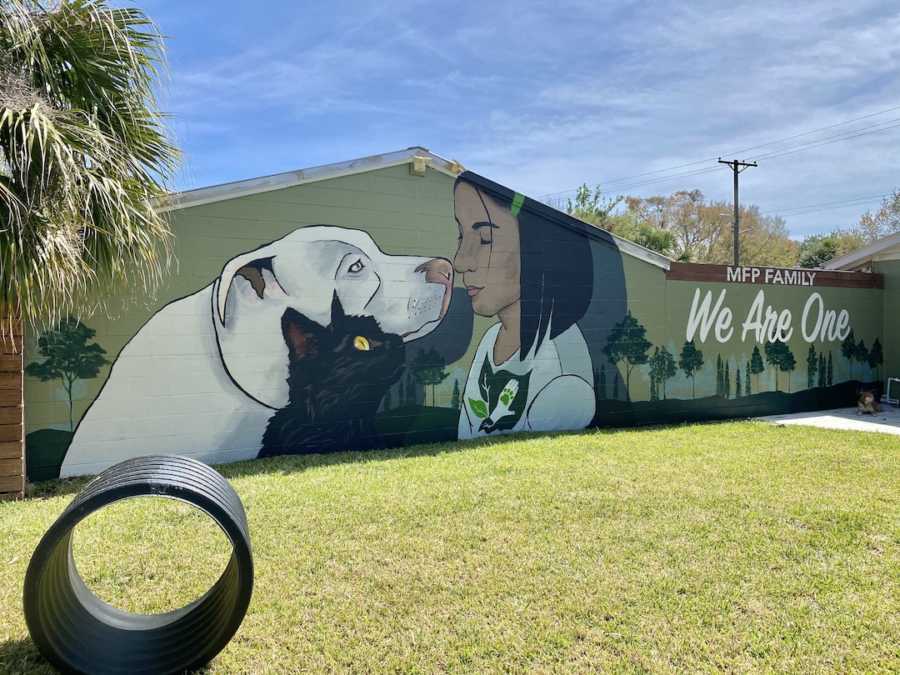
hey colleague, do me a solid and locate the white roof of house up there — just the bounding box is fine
[161,146,671,271]
[824,231,900,270]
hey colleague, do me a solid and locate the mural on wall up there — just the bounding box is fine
[33,226,458,478]
[452,173,597,438]
[23,171,883,481]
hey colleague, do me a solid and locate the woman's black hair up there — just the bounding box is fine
[454,171,594,359]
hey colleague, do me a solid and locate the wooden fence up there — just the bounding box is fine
[0,319,25,500]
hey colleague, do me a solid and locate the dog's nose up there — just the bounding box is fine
[417,258,453,287]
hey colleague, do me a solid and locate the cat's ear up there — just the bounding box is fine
[329,292,347,330]
[281,308,323,361]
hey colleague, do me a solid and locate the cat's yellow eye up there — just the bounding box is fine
[353,336,371,351]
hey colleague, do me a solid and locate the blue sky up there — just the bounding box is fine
[143,0,900,238]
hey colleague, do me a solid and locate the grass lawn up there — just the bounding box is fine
[1,421,898,673]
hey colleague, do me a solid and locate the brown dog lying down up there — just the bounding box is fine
[858,390,881,415]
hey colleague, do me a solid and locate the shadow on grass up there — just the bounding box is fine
[0,637,53,675]
[23,418,754,500]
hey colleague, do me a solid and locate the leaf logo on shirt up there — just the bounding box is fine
[469,356,531,433]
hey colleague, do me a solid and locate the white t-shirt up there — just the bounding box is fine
[458,322,595,439]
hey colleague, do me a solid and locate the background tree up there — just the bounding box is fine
[798,231,864,268]
[841,329,857,380]
[678,340,704,398]
[750,345,765,392]
[806,344,818,389]
[564,184,623,228]
[410,348,448,407]
[25,317,107,430]
[602,312,651,400]
[855,190,900,242]
[868,338,883,380]
[1,0,179,333]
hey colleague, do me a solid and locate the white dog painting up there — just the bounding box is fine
[60,226,453,477]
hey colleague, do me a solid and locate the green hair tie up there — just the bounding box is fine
[510,192,525,217]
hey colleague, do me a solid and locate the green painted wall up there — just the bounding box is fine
[21,161,890,481]
[24,163,461,433]
[874,259,900,384]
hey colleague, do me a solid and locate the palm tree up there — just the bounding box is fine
[1,0,178,336]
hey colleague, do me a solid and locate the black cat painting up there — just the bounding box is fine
[259,294,405,457]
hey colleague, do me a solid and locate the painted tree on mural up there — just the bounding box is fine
[763,341,776,390]
[411,348,448,407]
[716,355,726,397]
[868,338,883,380]
[744,361,751,396]
[817,353,826,387]
[764,341,796,392]
[596,365,607,401]
[678,340,704,398]
[724,361,731,399]
[602,312,651,401]
[827,352,834,386]
[26,317,108,431]
[649,346,676,400]
[450,379,461,410]
[854,337,869,380]
[735,368,742,398]
[780,345,797,392]
[612,371,620,400]
[841,329,856,380]
[750,345,765,392]
[807,344,818,389]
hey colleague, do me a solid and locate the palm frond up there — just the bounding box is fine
[0,0,179,339]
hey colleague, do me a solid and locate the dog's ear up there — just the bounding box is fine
[329,292,347,331]
[216,250,286,324]
[281,308,324,361]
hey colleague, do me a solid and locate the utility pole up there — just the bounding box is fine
[718,158,757,266]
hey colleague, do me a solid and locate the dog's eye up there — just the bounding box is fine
[348,259,365,274]
[353,336,371,351]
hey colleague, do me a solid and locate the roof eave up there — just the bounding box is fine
[158,147,464,213]
[823,231,900,270]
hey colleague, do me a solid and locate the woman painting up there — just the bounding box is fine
[453,172,595,439]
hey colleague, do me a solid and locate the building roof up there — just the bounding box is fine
[824,231,900,270]
[161,146,464,212]
[161,146,671,271]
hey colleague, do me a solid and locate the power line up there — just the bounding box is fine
[538,103,900,199]
[545,116,900,197]
[748,119,900,161]
[762,192,891,218]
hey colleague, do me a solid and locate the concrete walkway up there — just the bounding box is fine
[759,405,900,436]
